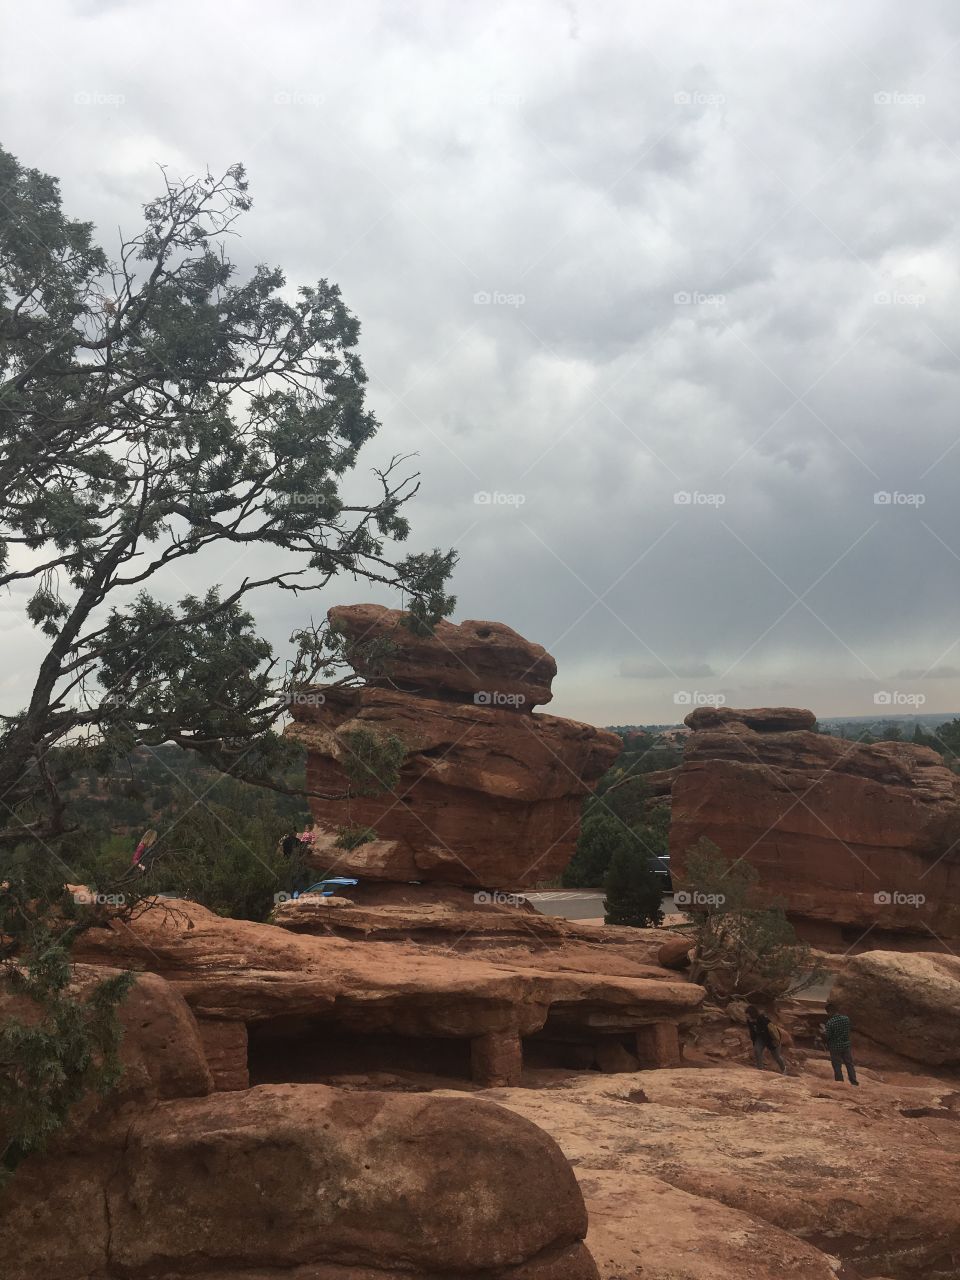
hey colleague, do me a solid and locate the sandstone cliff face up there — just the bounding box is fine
[669,706,960,949]
[285,605,621,889]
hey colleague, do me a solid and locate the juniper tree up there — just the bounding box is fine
[0,146,455,844]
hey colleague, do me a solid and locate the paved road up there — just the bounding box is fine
[527,889,676,921]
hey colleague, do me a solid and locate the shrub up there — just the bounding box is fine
[603,844,665,927]
[677,838,824,1000]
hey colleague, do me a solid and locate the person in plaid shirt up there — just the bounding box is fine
[821,1001,858,1085]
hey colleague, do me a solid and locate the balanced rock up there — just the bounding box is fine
[329,602,557,708]
[669,706,960,949]
[286,609,621,888]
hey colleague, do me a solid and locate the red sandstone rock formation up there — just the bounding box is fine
[328,601,557,707]
[285,606,621,888]
[490,1066,960,1278]
[71,898,704,1086]
[0,1081,598,1280]
[669,706,960,949]
[833,950,960,1065]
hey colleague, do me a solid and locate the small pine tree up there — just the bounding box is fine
[603,845,665,927]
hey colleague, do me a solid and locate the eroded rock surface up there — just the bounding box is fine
[0,1084,598,1280]
[328,602,558,707]
[288,688,620,888]
[472,1067,960,1279]
[833,950,960,1065]
[669,706,960,949]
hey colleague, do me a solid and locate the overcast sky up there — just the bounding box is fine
[3,0,960,726]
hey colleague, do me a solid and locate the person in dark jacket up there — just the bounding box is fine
[745,1004,787,1074]
[821,1001,858,1085]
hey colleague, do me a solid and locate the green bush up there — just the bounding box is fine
[603,844,665,927]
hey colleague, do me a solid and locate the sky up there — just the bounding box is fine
[3,0,960,727]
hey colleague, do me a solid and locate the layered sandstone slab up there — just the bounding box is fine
[833,950,960,1065]
[328,602,557,707]
[479,1067,960,1279]
[0,1084,598,1280]
[71,899,704,1053]
[669,706,960,948]
[286,684,621,887]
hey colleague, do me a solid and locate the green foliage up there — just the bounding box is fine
[0,145,455,840]
[142,780,309,921]
[0,865,134,1184]
[338,728,406,798]
[564,796,669,888]
[603,844,665,927]
[334,825,377,850]
[677,839,823,1000]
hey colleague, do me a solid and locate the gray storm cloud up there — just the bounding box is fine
[2,0,960,726]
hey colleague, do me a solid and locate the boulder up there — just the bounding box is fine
[286,684,621,888]
[670,706,960,949]
[0,1084,599,1280]
[0,964,213,1105]
[328,602,557,708]
[657,937,693,970]
[833,950,960,1065]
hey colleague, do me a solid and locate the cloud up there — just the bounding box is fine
[894,666,960,680]
[620,659,717,679]
[4,0,960,729]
